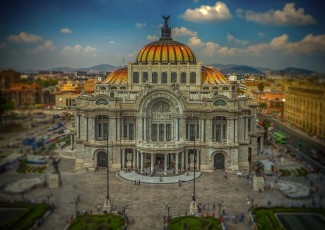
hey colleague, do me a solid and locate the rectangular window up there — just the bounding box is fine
[190,124,196,139]
[216,124,221,141]
[196,124,199,138]
[159,124,164,141]
[161,72,167,83]
[248,118,251,132]
[186,124,189,139]
[123,124,127,138]
[166,124,171,141]
[98,123,102,137]
[222,124,227,140]
[181,72,186,83]
[143,72,148,83]
[152,73,158,83]
[152,124,157,141]
[129,124,134,140]
[103,123,108,138]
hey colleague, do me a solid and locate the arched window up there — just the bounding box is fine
[120,86,126,90]
[171,72,177,83]
[143,72,148,83]
[111,86,117,90]
[133,72,139,83]
[213,99,226,106]
[190,72,196,84]
[181,72,186,83]
[96,98,108,105]
[222,86,229,90]
[100,86,106,90]
[203,86,209,90]
[152,72,158,83]
[161,72,167,83]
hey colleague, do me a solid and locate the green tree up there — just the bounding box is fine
[257,82,264,103]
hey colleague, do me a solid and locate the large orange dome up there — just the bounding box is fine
[201,66,230,84]
[136,40,196,64]
[102,67,128,84]
[135,16,196,65]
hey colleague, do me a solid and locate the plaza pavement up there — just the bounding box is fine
[0,146,324,230]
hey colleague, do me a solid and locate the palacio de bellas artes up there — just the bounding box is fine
[73,17,264,177]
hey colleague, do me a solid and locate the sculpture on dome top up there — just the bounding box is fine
[161,15,171,40]
[163,15,170,26]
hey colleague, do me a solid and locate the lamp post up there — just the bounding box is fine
[191,132,196,201]
[72,194,80,217]
[163,202,171,229]
[103,120,111,213]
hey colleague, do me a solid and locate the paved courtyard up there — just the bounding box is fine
[0,147,324,230]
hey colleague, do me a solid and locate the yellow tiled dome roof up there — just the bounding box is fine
[136,40,196,65]
[102,67,128,84]
[201,66,230,84]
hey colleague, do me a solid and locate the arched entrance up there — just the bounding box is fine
[97,151,108,167]
[214,153,225,170]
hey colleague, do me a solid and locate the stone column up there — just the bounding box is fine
[151,154,154,173]
[181,151,184,171]
[200,119,204,142]
[143,117,147,141]
[132,149,136,169]
[85,116,88,142]
[70,133,74,150]
[185,150,188,170]
[175,153,179,174]
[206,118,212,142]
[227,119,233,143]
[136,151,139,170]
[179,117,186,141]
[122,148,125,169]
[176,118,179,141]
[234,119,238,143]
[140,152,144,172]
[198,150,200,170]
[117,118,121,141]
[164,153,168,175]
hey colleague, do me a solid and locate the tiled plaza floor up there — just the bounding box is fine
[0,150,324,230]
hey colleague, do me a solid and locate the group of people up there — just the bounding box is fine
[134,179,141,185]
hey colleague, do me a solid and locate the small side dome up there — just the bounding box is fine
[201,66,230,85]
[102,67,128,84]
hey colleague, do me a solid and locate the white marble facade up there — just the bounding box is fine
[73,19,263,173]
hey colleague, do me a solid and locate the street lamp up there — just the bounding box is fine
[106,132,109,201]
[71,194,80,217]
[190,132,196,201]
[163,203,171,218]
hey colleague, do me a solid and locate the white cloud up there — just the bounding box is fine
[147,35,158,41]
[60,44,98,57]
[29,40,54,53]
[188,36,203,47]
[245,34,325,55]
[7,32,42,43]
[227,33,248,46]
[61,28,73,34]
[258,32,265,37]
[236,3,316,26]
[172,27,197,37]
[109,40,115,44]
[182,1,232,22]
[135,23,146,29]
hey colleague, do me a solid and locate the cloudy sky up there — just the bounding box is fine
[0,0,324,72]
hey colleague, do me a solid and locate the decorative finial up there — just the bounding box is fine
[161,15,172,40]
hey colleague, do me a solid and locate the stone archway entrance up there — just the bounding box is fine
[214,153,225,170]
[97,151,107,167]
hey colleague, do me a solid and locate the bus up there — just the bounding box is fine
[273,132,288,144]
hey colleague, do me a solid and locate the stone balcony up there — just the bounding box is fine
[136,141,184,153]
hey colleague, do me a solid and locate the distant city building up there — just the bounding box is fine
[73,17,263,173]
[55,93,78,109]
[284,79,325,138]
[0,69,21,91]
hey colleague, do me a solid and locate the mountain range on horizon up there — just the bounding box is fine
[14,63,322,76]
